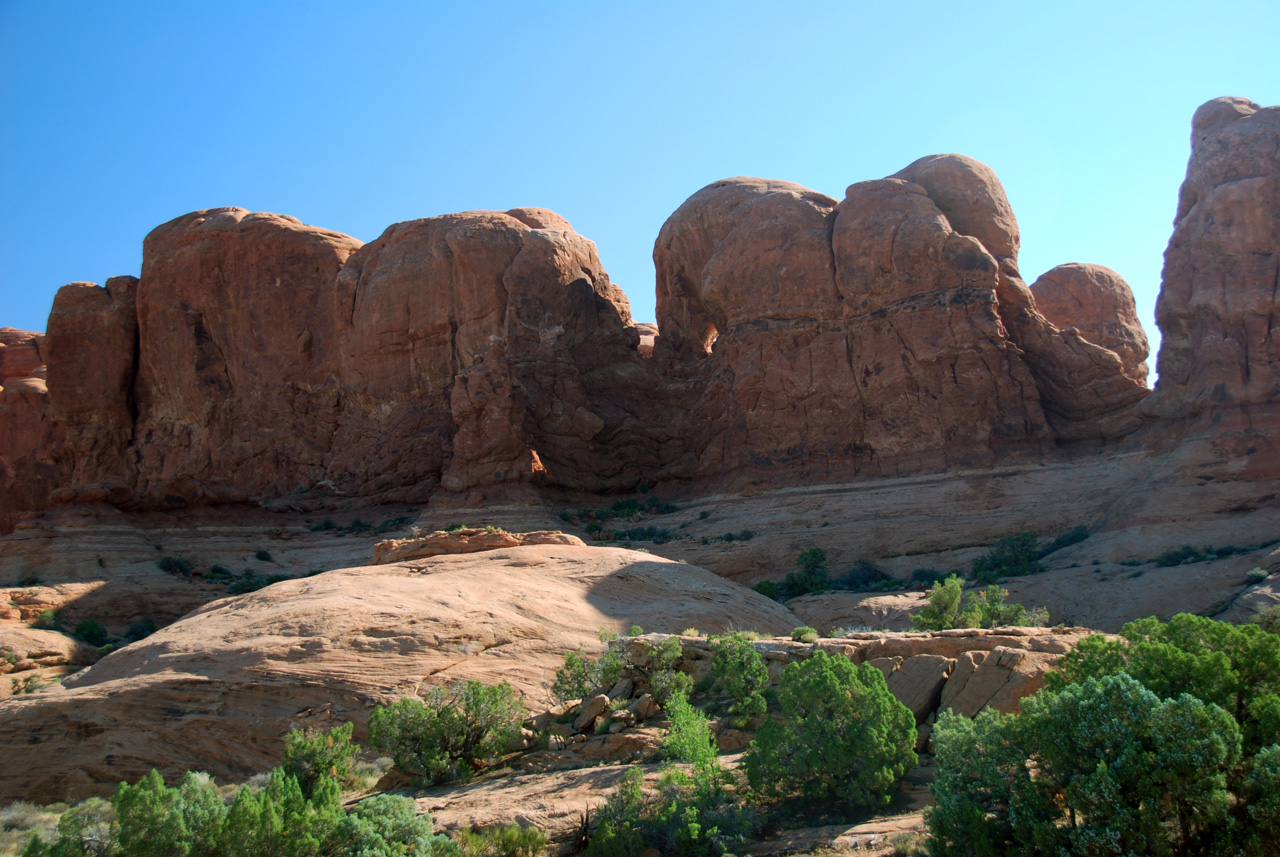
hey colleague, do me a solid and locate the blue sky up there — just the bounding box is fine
[3,1,1278,377]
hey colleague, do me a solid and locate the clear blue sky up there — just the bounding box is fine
[3,1,1278,377]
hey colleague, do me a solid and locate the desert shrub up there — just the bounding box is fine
[790,626,818,643]
[253,550,273,562]
[628,625,644,636]
[645,636,692,707]
[910,568,948,584]
[584,757,752,857]
[454,824,546,856]
[750,580,781,601]
[375,516,414,535]
[22,764,453,857]
[926,673,1242,856]
[32,609,60,631]
[0,801,48,832]
[307,519,336,532]
[837,560,889,590]
[1253,604,1280,634]
[659,691,717,769]
[614,526,674,544]
[1039,524,1089,556]
[157,556,191,575]
[1153,544,1209,567]
[73,619,108,647]
[743,650,916,807]
[10,675,43,695]
[912,576,1046,631]
[282,722,359,799]
[709,633,768,721]
[1248,566,1271,584]
[125,618,158,643]
[779,548,829,598]
[550,648,623,706]
[226,572,286,594]
[971,533,1041,584]
[369,680,524,784]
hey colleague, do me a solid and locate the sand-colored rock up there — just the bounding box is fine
[0,544,797,802]
[370,528,585,564]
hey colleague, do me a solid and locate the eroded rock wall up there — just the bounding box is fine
[0,97,1275,528]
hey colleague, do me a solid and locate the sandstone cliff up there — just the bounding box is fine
[0,96,1274,535]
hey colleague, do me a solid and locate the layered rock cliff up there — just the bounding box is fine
[0,97,1275,530]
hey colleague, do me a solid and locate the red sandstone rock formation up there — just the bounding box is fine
[0,97,1275,529]
[1151,97,1280,417]
[1031,263,1150,384]
[0,329,62,534]
[331,208,666,504]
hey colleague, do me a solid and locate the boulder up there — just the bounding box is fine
[573,694,611,733]
[884,654,955,723]
[1030,263,1150,383]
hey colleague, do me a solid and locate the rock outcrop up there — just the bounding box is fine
[1151,97,1280,418]
[0,545,797,802]
[0,96,1275,532]
[0,329,62,534]
[1030,263,1150,384]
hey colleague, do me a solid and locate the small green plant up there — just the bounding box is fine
[157,555,192,575]
[790,625,819,643]
[375,516,414,534]
[679,627,700,637]
[782,547,830,597]
[971,533,1042,584]
[1248,567,1271,584]
[308,518,336,531]
[369,680,525,784]
[628,624,644,636]
[10,675,44,694]
[455,823,548,856]
[73,619,108,647]
[31,609,59,631]
[598,627,619,643]
[254,549,273,562]
[709,632,768,722]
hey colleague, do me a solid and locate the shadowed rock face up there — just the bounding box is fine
[0,97,1276,528]
[0,329,62,534]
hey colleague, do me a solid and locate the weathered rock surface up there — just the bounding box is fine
[1151,97,1280,419]
[0,328,62,535]
[370,528,584,564]
[1030,263,1150,383]
[0,545,797,802]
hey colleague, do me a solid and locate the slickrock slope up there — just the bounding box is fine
[0,545,797,803]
